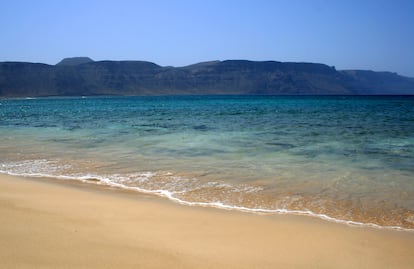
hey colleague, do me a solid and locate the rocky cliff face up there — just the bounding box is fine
[0,58,413,97]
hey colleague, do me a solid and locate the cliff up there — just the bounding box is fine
[0,58,413,97]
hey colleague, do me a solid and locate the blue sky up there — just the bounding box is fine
[1,0,413,76]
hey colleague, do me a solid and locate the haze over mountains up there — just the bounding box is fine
[0,57,413,97]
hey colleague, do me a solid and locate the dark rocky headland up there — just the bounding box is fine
[1,57,413,97]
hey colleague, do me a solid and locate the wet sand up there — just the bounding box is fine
[1,173,414,269]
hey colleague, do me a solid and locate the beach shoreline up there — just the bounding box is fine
[1,173,414,268]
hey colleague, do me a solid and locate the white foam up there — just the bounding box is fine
[0,160,71,175]
[0,161,413,233]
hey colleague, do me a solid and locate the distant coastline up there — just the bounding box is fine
[1,57,414,97]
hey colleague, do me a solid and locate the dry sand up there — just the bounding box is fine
[1,173,414,269]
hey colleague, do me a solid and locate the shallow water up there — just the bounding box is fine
[1,95,414,229]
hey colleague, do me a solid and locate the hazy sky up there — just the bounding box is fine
[1,0,413,76]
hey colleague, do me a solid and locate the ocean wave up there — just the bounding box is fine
[0,159,413,232]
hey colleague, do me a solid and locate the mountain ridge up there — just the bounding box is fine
[0,58,413,97]
[56,57,94,66]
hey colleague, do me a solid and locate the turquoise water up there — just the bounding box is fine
[1,95,414,229]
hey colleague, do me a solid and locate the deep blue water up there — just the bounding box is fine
[1,95,414,229]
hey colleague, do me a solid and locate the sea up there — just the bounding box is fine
[1,95,414,230]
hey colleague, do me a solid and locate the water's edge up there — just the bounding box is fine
[2,170,413,233]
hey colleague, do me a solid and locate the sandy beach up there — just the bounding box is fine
[1,173,414,269]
